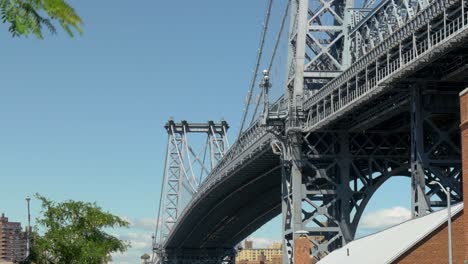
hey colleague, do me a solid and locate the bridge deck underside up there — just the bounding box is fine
[163,0,468,256]
[165,147,282,249]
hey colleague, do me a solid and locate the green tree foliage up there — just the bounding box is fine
[30,194,130,264]
[0,0,82,38]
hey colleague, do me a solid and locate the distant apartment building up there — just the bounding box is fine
[0,214,26,263]
[236,240,282,264]
[244,240,253,249]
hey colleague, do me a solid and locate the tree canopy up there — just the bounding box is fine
[0,0,82,38]
[30,194,129,264]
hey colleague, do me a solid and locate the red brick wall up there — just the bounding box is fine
[294,237,313,264]
[461,89,468,263]
[393,212,464,264]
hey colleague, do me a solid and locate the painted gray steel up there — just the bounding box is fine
[154,0,467,262]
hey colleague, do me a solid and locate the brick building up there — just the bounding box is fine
[0,214,27,263]
[236,240,282,264]
[461,88,468,263]
[316,203,464,264]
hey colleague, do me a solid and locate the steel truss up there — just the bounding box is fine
[282,83,462,262]
[286,0,353,95]
[350,0,433,62]
[154,120,229,263]
[283,131,411,261]
[303,0,468,132]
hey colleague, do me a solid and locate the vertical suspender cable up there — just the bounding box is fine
[238,0,274,139]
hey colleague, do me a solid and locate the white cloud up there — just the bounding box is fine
[122,216,158,232]
[132,218,158,231]
[109,217,158,263]
[111,232,153,263]
[360,206,411,230]
[117,232,153,250]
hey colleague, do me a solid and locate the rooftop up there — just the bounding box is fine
[317,203,463,264]
[461,87,468,96]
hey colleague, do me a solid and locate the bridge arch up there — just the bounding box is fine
[354,175,412,236]
[349,164,411,236]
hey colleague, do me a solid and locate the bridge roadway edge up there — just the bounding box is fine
[164,132,282,250]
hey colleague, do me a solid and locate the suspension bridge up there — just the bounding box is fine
[153,0,467,262]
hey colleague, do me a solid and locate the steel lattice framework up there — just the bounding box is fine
[155,120,229,253]
[154,0,468,262]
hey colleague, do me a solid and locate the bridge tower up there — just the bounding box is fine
[281,0,464,263]
[153,120,229,263]
[282,0,355,261]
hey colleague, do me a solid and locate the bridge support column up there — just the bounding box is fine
[283,131,356,262]
[282,132,307,263]
[301,132,355,260]
[410,85,463,217]
[411,85,432,216]
[283,130,412,263]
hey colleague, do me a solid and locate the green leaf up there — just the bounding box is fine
[0,0,82,38]
[29,194,130,264]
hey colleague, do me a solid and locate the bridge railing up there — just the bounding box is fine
[164,97,286,244]
[304,0,467,131]
[203,95,286,182]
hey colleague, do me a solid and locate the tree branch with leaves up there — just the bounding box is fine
[0,0,82,38]
[29,194,130,264]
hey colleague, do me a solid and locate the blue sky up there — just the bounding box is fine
[0,1,412,263]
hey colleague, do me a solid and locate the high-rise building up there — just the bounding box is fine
[0,214,26,263]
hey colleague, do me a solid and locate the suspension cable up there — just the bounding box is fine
[250,0,290,124]
[154,135,170,249]
[268,0,290,72]
[238,0,274,139]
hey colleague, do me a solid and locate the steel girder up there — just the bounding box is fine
[411,86,463,216]
[282,131,410,261]
[349,0,432,63]
[303,0,468,132]
[286,0,353,94]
